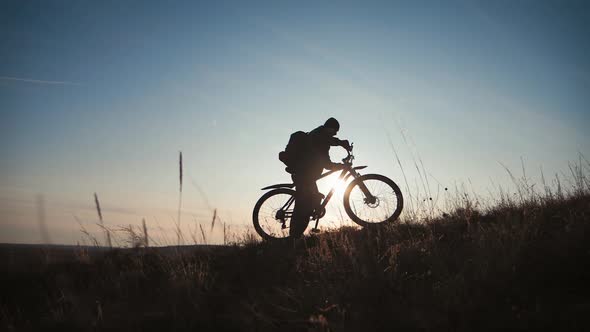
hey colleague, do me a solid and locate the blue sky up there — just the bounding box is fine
[1,0,589,244]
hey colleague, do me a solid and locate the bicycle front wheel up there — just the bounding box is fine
[252,188,295,241]
[343,174,403,227]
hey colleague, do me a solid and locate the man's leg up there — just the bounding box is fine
[311,181,322,213]
[290,174,315,238]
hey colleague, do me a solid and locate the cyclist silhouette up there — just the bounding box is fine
[286,117,351,238]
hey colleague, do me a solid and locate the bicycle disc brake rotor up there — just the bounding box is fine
[365,196,380,208]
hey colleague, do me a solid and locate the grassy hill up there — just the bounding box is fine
[1,189,589,330]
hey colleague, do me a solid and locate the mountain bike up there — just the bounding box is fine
[252,144,403,240]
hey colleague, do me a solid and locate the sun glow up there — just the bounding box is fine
[328,176,350,197]
[314,174,356,229]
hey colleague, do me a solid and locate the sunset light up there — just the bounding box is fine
[1,1,589,328]
[321,173,350,198]
[1,1,588,245]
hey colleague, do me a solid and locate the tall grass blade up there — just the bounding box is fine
[94,193,103,222]
[179,151,183,193]
[142,218,149,247]
[199,223,207,245]
[177,151,184,245]
[36,194,52,244]
[93,192,111,248]
[210,209,217,232]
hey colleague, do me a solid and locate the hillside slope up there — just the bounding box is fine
[1,194,589,330]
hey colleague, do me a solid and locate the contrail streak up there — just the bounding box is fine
[0,76,81,86]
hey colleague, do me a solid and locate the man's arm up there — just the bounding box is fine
[329,137,351,150]
[328,136,340,146]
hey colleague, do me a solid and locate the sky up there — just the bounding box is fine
[1,0,589,245]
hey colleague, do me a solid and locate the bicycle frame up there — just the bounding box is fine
[316,165,368,211]
[273,163,370,230]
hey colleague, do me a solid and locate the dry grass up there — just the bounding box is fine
[3,146,590,330]
[2,161,589,330]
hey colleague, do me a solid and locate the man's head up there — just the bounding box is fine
[324,117,340,136]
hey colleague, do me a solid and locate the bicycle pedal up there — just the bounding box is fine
[310,228,321,234]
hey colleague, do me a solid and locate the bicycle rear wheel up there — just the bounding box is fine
[252,188,295,241]
[343,174,403,227]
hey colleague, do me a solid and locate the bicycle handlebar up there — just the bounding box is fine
[342,142,354,165]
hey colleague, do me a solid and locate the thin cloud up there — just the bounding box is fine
[0,76,81,86]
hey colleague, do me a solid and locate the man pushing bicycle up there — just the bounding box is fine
[278,117,352,238]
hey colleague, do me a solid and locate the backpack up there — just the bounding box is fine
[278,131,310,174]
